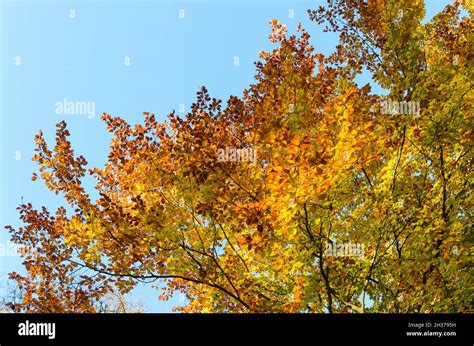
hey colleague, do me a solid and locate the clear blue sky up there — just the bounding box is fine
[0,0,452,312]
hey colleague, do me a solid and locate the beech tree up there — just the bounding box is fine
[4,0,472,312]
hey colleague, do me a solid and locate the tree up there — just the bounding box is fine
[5,1,472,312]
[95,288,144,313]
[0,273,25,312]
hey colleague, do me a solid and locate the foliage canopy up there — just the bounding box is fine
[5,0,473,312]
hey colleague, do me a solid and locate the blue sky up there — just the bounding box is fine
[0,0,452,312]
